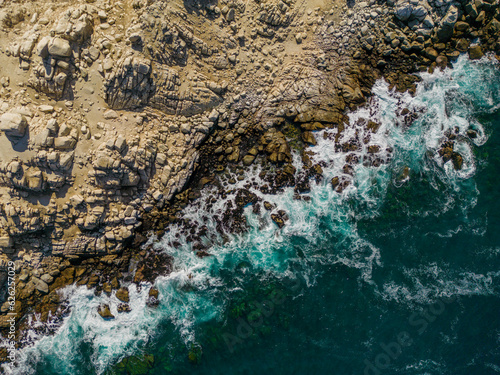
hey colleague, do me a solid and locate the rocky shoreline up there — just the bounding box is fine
[0,0,499,364]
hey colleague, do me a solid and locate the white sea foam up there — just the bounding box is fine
[378,263,500,306]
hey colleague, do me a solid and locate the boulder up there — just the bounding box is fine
[425,47,438,60]
[465,2,478,18]
[0,112,28,138]
[226,8,235,22]
[27,170,44,191]
[47,119,59,135]
[456,38,470,52]
[98,304,115,319]
[0,236,12,249]
[103,109,119,120]
[32,277,49,294]
[41,273,54,284]
[436,5,458,42]
[455,21,469,32]
[342,83,364,104]
[395,2,413,22]
[242,154,256,166]
[70,194,84,206]
[395,0,428,23]
[302,131,317,145]
[116,287,130,303]
[468,45,484,60]
[129,34,142,44]
[54,136,76,150]
[35,128,53,147]
[436,55,448,68]
[39,105,54,113]
[36,36,51,58]
[208,109,219,122]
[487,19,500,35]
[115,136,127,152]
[331,176,340,189]
[271,214,285,228]
[147,287,159,307]
[48,38,72,57]
[452,152,463,170]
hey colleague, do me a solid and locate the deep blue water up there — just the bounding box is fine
[5,55,500,375]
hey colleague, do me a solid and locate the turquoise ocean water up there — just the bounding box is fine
[5,55,500,375]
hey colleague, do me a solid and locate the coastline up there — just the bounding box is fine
[0,0,499,368]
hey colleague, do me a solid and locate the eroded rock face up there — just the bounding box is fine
[104,55,154,110]
[150,67,223,116]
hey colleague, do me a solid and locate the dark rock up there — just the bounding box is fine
[366,120,381,133]
[146,287,160,307]
[455,21,470,32]
[271,213,285,228]
[117,303,131,313]
[396,166,410,183]
[242,154,256,166]
[149,287,159,298]
[466,129,478,138]
[452,152,463,170]
[425,47,438,61]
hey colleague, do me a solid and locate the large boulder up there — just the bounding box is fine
[0,112,28,138]
[116,287,130,303]
[468,45,484,60]
[48,37,72,57]
[54,136,76,150]
[98,304,115,320]
[394,0,429,23]
[436,5,458,42]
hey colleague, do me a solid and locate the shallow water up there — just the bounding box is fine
[6,54,500,375]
